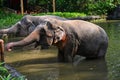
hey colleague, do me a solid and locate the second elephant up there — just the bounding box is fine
[0,15,67,37]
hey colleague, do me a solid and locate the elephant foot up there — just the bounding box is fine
[57,55,73,63]
[66,55,73,62]
[57,55,65,62]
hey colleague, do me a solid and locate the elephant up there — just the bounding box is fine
[0,15,67,49]
[0,15,67,37]
[6,19,108,62]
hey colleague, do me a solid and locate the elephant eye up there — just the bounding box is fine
[17,22,21,26]
[17,23,21,27]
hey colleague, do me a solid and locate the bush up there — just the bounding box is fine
[85,0,117,15]
[36,12,86,18]
[1,0,120,15]
[0,9,23,28]
[27,0,120,15]
[0,63,9,77]
[0,63,26,80]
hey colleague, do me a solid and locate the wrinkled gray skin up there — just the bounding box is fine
[6,19,108,62]
[0,15,67,37]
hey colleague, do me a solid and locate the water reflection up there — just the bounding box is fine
[95,20,120,80]
[5,48,108,80]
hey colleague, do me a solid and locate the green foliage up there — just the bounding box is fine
[0,74,11,80]
[36,12,86,18]
[0,74,26,80]
[0,9,23,28]
[85,0,116,15]
[27,0,120,15]
[0,62,9,77]
[0,63,26,80]
[1,0,120,15]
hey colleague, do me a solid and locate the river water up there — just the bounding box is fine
[4,20,120,80]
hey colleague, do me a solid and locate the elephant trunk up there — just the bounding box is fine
[6,30,39,51]
[0,28,11,34]
[0,22,19,34]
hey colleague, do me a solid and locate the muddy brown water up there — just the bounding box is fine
[5,47,108,80]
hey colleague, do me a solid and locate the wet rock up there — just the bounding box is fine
[4,64,22,77]
[4,64,27,80]
[68,15,101,21]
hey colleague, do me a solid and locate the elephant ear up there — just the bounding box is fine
[28,24,36,33]
[44,21,54,37]
[53,26,66,43]
[44,21,66,44]
[21,16,36,33]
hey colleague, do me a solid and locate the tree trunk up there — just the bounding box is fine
[20,0,24,15]
[53,0,55,12]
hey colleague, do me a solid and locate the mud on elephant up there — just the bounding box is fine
[6,19,108,62]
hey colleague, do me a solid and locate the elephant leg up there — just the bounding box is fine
[86,42,108,60]
[57,41,78,62]
[64,42,78,62]
[58,49,73,62]
[64,53,73,62]
[97,43,108,58]
[57,50,65,62]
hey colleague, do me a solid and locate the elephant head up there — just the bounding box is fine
[0,15,36,37]
[6,20,66,51]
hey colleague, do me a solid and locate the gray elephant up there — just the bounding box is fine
[0,15,67,37]
[6,19,108,62]
[0,15,67,49]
